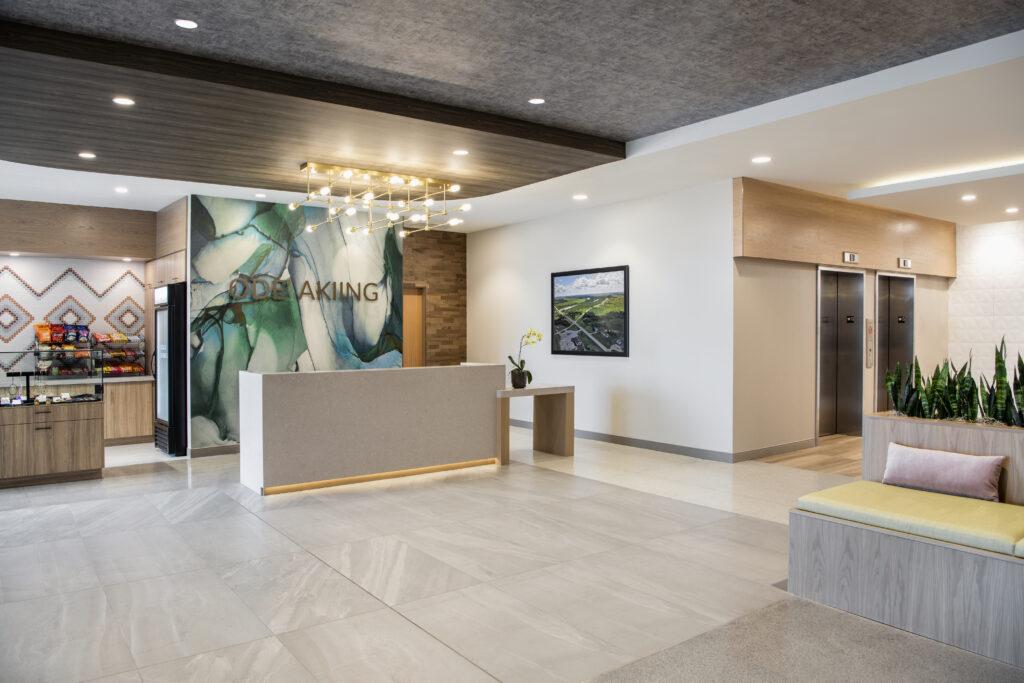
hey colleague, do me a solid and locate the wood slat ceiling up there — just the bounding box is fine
[0,23,624,198]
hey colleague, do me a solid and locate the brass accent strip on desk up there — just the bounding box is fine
[261,457,499,495]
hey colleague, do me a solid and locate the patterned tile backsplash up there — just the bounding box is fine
[0,257,145,368]
[948,219,1024,379]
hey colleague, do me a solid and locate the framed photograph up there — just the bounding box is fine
[551,265,629,357]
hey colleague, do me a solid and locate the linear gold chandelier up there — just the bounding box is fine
[289,162,471,237]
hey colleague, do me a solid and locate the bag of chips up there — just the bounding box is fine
[34,323,51,343]
[66,326,78,342]
[50,324,65,343]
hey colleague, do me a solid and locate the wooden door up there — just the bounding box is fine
[403,288,426,367]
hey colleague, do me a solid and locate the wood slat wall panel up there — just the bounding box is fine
[155,198,187,258]
[790,510,1024,668]
[0,199,156,259]
[734,178,956,277]
[0,42,622,199]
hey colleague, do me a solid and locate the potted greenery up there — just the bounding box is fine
[508,328,542,389]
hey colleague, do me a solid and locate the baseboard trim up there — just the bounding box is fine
[188,444,239,458]
[509,419,734,462]
[508,420,818,464]
[731,438,818,462]
[105,436,155,447]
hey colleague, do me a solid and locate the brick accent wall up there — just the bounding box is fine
[403,231,467,366]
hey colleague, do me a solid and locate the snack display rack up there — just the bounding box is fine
[92,331,146,377]
[33,323,95,379]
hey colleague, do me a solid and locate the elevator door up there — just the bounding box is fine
[876,276,914,410]
[818,271,864,437]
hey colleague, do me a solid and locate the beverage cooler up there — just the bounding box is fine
[154,283,187,456]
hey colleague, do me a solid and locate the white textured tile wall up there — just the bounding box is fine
[948,219,1024,380]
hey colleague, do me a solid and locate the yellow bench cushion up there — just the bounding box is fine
[796,480,1024,556]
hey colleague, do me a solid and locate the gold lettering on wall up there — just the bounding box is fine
[232,276,378,303]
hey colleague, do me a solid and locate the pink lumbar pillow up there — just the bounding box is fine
[882,443,1005,501]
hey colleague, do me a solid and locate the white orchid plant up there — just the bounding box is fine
[508,327,543,385]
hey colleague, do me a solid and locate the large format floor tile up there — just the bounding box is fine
[279,609,493,682]
[147,486,249,524]
[219,552,383,633]
[84,525,208,585]
[255,501,383,549]
[0,503,78,547]
[0,537,100,603]
[396,520,561,581]
[399,583,637,683]
[643,519,790,586]
[104,568,271,667]
[69,496,167,537]
[0,588,135,682]
[313,535,481,606]
[135,636,315,682]
[175,513,301,565]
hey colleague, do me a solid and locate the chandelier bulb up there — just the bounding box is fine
[409,178,421,187]
[345,207,357,216]
[305,224,314,232]
[342,169,353,179]
[288,202,298,211]
[459,203,472,212]
[398,229,407,238]
[449,184,461,193]
[424,198,434,207]
[361,227,370,235]
[319,186,330,196]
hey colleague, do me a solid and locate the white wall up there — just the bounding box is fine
[467,180,735,455]
[948,219,1024,379]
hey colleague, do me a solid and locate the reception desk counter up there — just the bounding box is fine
[239,364,504,494]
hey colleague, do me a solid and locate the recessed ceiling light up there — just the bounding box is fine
[452,149,469,156]
[122,257,132,262]
[254,193,266,199]
[751,155,772,164]
[961,193,977,202]
[9,253,20,257]
[572,193,588,201]
[528,98,545,105]
[114,186,128,194]
[78,151,96,159]
[1008,207,1020,215]
[174,19,198,29]
[112,96,135,106]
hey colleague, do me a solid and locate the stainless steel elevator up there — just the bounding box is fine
[875,275,915,411]
[818,271,864,437]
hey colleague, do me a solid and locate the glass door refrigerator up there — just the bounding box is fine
[154,283,187,456]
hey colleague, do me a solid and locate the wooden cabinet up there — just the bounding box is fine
[0,423,35,479]
[0,401,104,485]
[145,250,187,287]
[104,381,154,443]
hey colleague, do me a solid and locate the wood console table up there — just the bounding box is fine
[496,384,574,465]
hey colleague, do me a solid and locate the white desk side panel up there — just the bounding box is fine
[239,371,265,492]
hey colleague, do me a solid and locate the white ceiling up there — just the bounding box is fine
[0,30,1022,231]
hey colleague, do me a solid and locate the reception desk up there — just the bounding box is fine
[238,364,504,494]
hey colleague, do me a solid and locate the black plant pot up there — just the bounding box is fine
[510,369,527,389]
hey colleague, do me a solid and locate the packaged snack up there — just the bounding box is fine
[79,325,90,340]
[74,350,90,359]
[66,326,78,342]
[92,331,111,344]
[111,331,128,344]
[34,323,51,343]
[50,324,65,343]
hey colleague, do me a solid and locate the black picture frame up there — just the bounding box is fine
[550,265,629,357]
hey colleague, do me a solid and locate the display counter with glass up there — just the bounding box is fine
[0,351,105,486]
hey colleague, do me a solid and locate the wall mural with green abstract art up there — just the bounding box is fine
[189,196,402,448]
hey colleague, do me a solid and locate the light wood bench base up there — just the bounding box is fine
[789,509,1024,668]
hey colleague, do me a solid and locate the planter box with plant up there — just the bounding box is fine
[884,338,1024,428]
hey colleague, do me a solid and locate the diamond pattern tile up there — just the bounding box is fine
[46,295,96,328]
[0,294,32,343]
[104,296,145,335]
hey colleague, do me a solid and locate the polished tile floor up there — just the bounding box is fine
[0,428,898,682]
[104,442,179,469]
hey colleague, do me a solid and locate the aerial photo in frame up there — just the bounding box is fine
[551,265,628,357]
